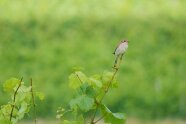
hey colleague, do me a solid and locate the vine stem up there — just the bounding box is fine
[93,113,106,123]
[30,78,37,124]
[75,72,84,93]
[9,77,23,124]
[90,54,124,124]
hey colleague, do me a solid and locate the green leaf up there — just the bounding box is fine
[85,86,96,97]
[17,102,28,120]
[0,104,12,116]
[101,104,126,124]
[15,92,28,104]
[102,71,113,82]
[77,95,94,112]
[101,104,111,114]
[75,71,87,82]
[69,71,87,89]
[20,85,31,92]
[88,77,102,88]
[3,78,20,92]
[79,83,89,93]
[0,117,10,124]
[70,95,94,112]
[77,83,96,97]
[69,98,78,110]
[77,115,84,123]
[102,71,118,88]
[113,113,125,120]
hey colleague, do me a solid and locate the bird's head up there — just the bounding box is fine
[121,39,128,43]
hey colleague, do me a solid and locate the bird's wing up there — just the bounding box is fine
[113,42,121,54]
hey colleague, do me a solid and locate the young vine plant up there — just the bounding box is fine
[0,78,44,124]
[56,54,126,124]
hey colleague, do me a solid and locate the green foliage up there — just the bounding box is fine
[69,71,87,89]
[0,78,44,124]
[3,78,20,92]
[57,70,125,124]
[101,104,126,124]
[102,71,118,88]
[0,0,186,119]
[70,95,94,112]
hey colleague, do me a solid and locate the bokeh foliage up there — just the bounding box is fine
[0,0,186,119]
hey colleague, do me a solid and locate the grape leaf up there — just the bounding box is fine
[70,95,94,112]
[69,71,87,89]
[3,78,20,92]
[17,102,28,120]
[88,77,102,88]
[101,104,126,124]
[102,71,118,88]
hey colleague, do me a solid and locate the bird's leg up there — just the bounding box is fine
[120,53,124,60]
[113,55,119,68]
[118,53,124,67]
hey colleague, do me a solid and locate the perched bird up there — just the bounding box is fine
[113,40,128,68]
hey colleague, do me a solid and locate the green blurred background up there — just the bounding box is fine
[0,0,186,121]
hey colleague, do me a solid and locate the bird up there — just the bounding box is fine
[113,39,128,68]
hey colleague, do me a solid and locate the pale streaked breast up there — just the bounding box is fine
[115,42,128,56]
